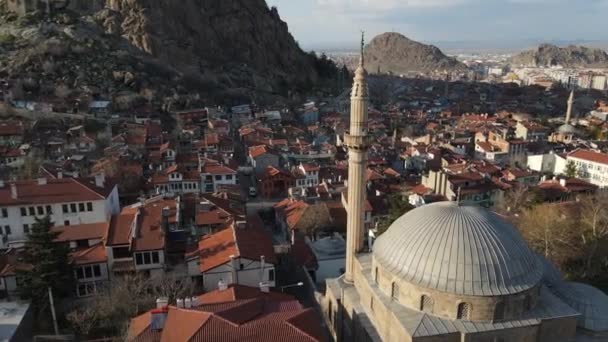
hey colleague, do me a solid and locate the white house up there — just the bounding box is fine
[298,163,320,187]
[201,163,238,193]
[186,222,276,292]
[566,149,608,188]
[527,151,567,175]
[0,175,119,248]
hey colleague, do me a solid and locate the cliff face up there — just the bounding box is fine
[364,32,467,75]
[510,44,608,68]
[99,0,317,92]
[0,0,321,109]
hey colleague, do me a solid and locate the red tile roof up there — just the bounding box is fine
[202,164,237,175]
[0,121,24,136]
[569,149,608,165]
[128,285,323,342]
[0,177,116,206]
[195,223,276,272]
[249,145,271,158]
[70,243,107,265]
[53,222,108,242]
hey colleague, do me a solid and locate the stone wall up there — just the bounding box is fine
[371,256,541,322]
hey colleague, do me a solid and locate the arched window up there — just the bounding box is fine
[420,295,434,313]
[391,282,399,300]
[524,295,532,311]
[457,302,471,320]
[494,301,505,321]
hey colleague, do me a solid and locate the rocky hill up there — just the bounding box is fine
[510,44,608,68]
[364,32,467,75]
[0,0,327,110]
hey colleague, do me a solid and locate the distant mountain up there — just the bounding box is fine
[364,32,467,74]
[509,44,608,68]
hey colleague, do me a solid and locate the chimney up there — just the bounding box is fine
[235,221,246,230]
[161,207,170,232]
[10,183,17,199]
[150,307,168,331]
[95,173,105,188]
[260,256,266,283]
[0,180,4,188]
[259,282,270,293]
[291,230,296,246]
[229,255,239,284]
[184,297,192,309]
[156,297,169,309]
[37,178,47,185]
[176,298,184,308]
[57,172,63,179]
[191,296,200,307]
[560,178,567,187]
[218,279,228,291]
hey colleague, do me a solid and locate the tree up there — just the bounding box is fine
[17,216,74,308]
[67,274,193,339]
[578,193,608,278]
[565,160,578,178]
[376,193,414,236]
[517,204,581,270]
[497,184,535,214]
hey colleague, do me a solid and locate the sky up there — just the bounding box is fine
[266,0,608,51]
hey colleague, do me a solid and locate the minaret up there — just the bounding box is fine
[566,90,574,124]
[344,32,369,283]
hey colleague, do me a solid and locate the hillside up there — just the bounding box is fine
[364,32,467,75]
[0,0,329,110]
[510,44,608,68]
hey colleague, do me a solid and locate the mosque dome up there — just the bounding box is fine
[373,202,543,297]
[555,282,608,332]
[558,123,578,135]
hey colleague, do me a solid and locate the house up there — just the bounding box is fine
[200,163,238,193]
[310,234,345,285]
[53,222,110,297]
[297,163,320,187]
[422,169,501,207]
[565,149,608,188]
[193,195,244,236]
[515,121,549,141]
[0,147,26,168]
[105,197,180,278]
[0,121,24,146]
[127,284,323,342]
[249,145,280,174]
[537,178,598,202]
[258,166,295,199]
[149,165,200,196]
[186,221,277,291]
[0,175,119,248]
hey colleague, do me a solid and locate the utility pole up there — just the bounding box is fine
[48,287,59,335]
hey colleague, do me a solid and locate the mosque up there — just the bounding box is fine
[320,35,608,342]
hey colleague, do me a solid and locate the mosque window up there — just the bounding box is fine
[524,295,532,311]
[457,303,471,320]
[391,282,399,300]
[494,301,505,320]
[374,267,378,284]
[420,295,434,313]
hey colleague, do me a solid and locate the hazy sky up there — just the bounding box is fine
[266,0,608,50]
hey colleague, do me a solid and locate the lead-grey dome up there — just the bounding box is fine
[373,202,543,296]
[558,123,578,135]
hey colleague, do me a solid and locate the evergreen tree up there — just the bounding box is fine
[565,160,578,178]
[376,194,414,236]
[17,216,74,307]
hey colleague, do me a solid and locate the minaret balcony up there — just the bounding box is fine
[344,134,370,150]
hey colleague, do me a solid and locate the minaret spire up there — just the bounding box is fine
[566,90,575,124]
[344,32,370,284]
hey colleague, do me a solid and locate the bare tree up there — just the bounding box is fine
[518,204,581,267]
[579,193,608,276]
[67,274,194,339]
[498,184,534,214]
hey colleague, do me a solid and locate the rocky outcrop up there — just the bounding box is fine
[97,0,317,93]
[510,44,608,68]
[0,0,324,109]
[364,32,466,74]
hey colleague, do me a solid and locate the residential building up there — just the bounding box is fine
[150,165,200,196]
[566,149,608,188]
[105,197,180,278]
[249,145,280,174]
[200,163,237,193]
[297,163,320,187]
[186,221,277,291]
[257,166,295,199]
[127,284,323,342]
[0,175,119,248]
[0,121,24,146]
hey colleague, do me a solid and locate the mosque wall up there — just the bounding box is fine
[371,257,541,322]
[462,325,538,342]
